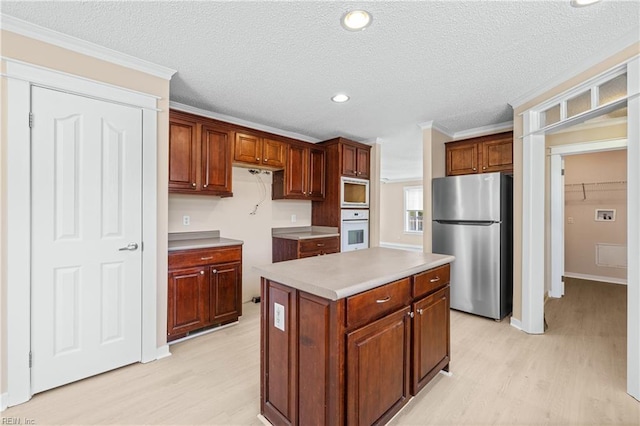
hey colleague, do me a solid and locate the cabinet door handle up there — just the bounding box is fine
[418,308,424,315]
[376,296,391,304]
[212,269,217,274]
[256,157,260,161]
[472,168,477,171]
[201,256,213,260]
[192,182,197,187]
[316,243,325,247]
[408,311,415,318]
[200,271,204,275]
[430,276,440,283]
[203,184,208,188]
[483,166,487,170]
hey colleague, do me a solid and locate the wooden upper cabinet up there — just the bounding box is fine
[201,125,233,194]
[273,144,325,201]
[169,116,198,191]
[482,135,513,173]
[169,110,233,196]
[233,132,286,169]
[262,138,287,169]
[341,143,370,179]
[445,131,513,176]
[446,142,478,176]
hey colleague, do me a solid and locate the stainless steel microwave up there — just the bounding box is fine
[341,177,369,208]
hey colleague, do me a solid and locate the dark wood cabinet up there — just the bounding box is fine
[167,266,209,337]
[272,236,340,263]
[412,286,450,394]
[445,131,513,176]
[168,115,199,192]
[342,143,370,179]
[260,263,451,425]
[347,307,411,426]
[272,143,325,201]
[168,245,242,341]
[169,110,233,196]
[234,132,286,169]
[312,137,371,228]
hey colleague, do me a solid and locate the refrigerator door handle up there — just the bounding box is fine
[434,220,500,226]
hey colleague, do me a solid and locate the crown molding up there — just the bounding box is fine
[418,120,453,137]
[452,121,513,140]
[509,26,640,109]
[1,14,177,80]
[380,177,423,184]
[170,101,321,143]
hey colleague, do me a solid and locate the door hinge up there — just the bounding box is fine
[29,112,33,128]
[561,168,565,176]
[29,351,32,368]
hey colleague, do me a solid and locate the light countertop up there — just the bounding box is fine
[168,231,243,252]
[272,226,339,240]
[254,247,454,300]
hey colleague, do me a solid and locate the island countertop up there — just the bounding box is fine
[254,247,454,300]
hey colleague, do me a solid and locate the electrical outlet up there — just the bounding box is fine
[183,215,190,226]
[567,216,574,224]
[291,214,296,223]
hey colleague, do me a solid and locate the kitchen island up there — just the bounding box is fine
[254,247,455,426]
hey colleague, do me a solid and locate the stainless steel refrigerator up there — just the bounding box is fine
[432,172,512,320]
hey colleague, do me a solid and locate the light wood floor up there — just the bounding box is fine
[4,279,639,425]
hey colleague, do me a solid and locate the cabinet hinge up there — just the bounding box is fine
[29,112,34,128]
[29,351,32,368]
[561,169,565,176]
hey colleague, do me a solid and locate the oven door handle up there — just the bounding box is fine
[342,220,369,224]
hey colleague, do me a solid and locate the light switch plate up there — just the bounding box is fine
[274,303,285,331]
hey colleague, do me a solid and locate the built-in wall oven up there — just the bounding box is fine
[341,209,369,252]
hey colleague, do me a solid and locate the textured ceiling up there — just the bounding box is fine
[2,1,639,180]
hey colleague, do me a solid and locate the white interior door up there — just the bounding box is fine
[31,86,143,393]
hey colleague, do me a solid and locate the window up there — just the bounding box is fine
[404,186,423,233]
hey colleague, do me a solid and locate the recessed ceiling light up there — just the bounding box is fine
[341,10,372,31]
[331,93,350,103]
[570,0,602,7]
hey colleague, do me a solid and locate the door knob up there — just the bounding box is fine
[118,242,139,251]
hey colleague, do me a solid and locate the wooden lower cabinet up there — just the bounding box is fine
[168,245,242,341]
[260,263,451,425]
[412,286,450,394]
[272,236,340,263]
[347,307,411,426]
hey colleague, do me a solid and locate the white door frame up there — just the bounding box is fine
[549,138,628,298]
[522,56,640,400]
[5,58,160,406]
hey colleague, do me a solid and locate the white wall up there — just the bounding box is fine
[168,167,312,301]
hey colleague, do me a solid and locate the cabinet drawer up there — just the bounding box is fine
[412,264,450,299]
[169,246,242,269]
[346,278,412,329]
[299,237,340,255]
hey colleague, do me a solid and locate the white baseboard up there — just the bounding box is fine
[1,392,8,411]
[257,414,273,426]
[564,272,627,285]
[379,242,423,252]
[510,317,523,331]
[155,344,172,360]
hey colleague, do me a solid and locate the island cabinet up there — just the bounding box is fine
[169,110,233,196]
[272,143,325,201]
[445,131,513,176]
[167,244,242,341]
[260,261,451,426]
